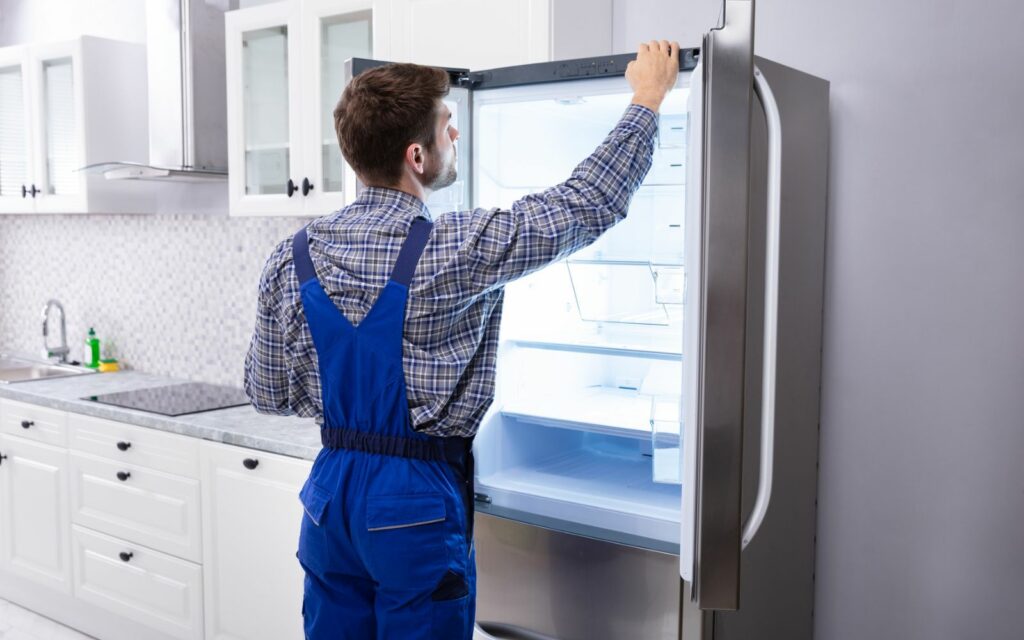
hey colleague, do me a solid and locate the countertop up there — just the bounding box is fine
[0,371,321,460]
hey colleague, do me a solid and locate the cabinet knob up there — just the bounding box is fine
[116,441,132,451]
[287,179,297,197]
[116,471,131,481]
[0,453,7,466]
[242,458,259,470]
[20,420,34,429]
[302,177,314,196]
[119,551,133,562]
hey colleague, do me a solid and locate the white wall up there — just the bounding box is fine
[615,1,1024,638]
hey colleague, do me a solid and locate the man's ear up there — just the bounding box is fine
[405,142,426,176]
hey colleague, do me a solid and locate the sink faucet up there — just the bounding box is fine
[41,299,70,363]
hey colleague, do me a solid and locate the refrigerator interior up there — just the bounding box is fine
[471,73,693,549]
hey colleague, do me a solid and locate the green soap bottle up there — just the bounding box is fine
[85,328,100,369]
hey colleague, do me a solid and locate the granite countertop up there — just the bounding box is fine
[0,371,321,460]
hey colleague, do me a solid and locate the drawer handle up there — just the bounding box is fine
[119,551,134,562]
[116,471,131,481]
[242,458,259,470]
[116,441,132,451]
[0,453,6,466]
[20,420,34,429]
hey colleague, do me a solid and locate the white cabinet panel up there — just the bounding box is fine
[68,414,200,479]
[387,0,551,70]
[0,434,72,594]
[0,45,35,213]
[69,452,202,563]
[0,399,68,446]
[72,524,203,640]
[201,440,310,640]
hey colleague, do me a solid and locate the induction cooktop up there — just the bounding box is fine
[84,382,251,416]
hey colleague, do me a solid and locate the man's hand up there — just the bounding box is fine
[627,40,680,113]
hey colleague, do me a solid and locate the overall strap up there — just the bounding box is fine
[292,226,316,285]
[389,217,433,286]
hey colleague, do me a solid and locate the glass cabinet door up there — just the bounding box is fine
[29,41,84,213]
[0,48,34,213]
[226,3,303,215]
[243,27,291,196]
[303,0,376,213]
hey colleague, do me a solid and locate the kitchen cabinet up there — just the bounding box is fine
[0,400,318,640]
[200,440,311,640]
[71,524,204,640]
[226,0,386,216]
[0,433,73,594]
[384,0,612,72]
[0,36,148,215]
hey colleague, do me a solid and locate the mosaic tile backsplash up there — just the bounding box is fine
[0,213,306,387]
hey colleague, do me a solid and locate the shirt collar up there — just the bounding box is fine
[354,186,433,222]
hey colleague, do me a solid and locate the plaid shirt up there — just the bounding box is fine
[244,104,658,437]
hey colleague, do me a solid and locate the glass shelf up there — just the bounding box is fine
[502,385,654,440]
[508,338,681,361]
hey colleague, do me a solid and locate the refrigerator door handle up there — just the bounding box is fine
[741,66,782,550]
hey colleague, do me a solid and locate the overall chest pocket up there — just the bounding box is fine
[365,493,448,590]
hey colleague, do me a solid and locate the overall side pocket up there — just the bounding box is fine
[296,479,332,575]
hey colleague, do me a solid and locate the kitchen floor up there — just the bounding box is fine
[0,598,94,640]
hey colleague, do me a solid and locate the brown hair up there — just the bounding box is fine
[334,63,450,185]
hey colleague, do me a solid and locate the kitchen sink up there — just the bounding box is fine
[0,354,96,384]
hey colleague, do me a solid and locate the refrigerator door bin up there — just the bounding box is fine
[566,260,684,325]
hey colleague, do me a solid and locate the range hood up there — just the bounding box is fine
[82,0,234,181]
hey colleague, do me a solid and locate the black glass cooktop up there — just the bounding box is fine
[84,383,251,416]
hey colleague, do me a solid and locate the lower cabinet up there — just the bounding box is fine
[71,524,204,640]
[0,433,72,594]
[200,440,312,640]
[0,401,317,640]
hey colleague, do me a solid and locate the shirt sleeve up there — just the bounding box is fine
[244,239,295,415]
[445,103,659,293]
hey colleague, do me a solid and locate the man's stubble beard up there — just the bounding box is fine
[425,150,458,192]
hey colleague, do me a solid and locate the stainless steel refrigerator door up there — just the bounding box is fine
[680,0,755,611]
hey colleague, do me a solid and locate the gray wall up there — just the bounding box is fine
[617,0,1024,638]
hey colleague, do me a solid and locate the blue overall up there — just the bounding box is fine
[293,217,476,640]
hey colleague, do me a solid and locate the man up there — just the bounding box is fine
[245,40,680,640]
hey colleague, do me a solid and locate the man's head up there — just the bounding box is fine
[334,63,459,194]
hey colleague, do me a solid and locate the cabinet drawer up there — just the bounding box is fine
[0,399,67,446]
[70,452,202,563]
[68,413,199,479]
[71,524,203,640]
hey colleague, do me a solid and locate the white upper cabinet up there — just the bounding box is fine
[0,46,34,214]
[385,0,612,70]
[226,0,387,216]
[0,37,148,215]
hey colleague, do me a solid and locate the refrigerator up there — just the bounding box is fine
[345,2,829,638]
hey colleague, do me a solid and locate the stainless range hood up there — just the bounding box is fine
[82,0,235,181]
